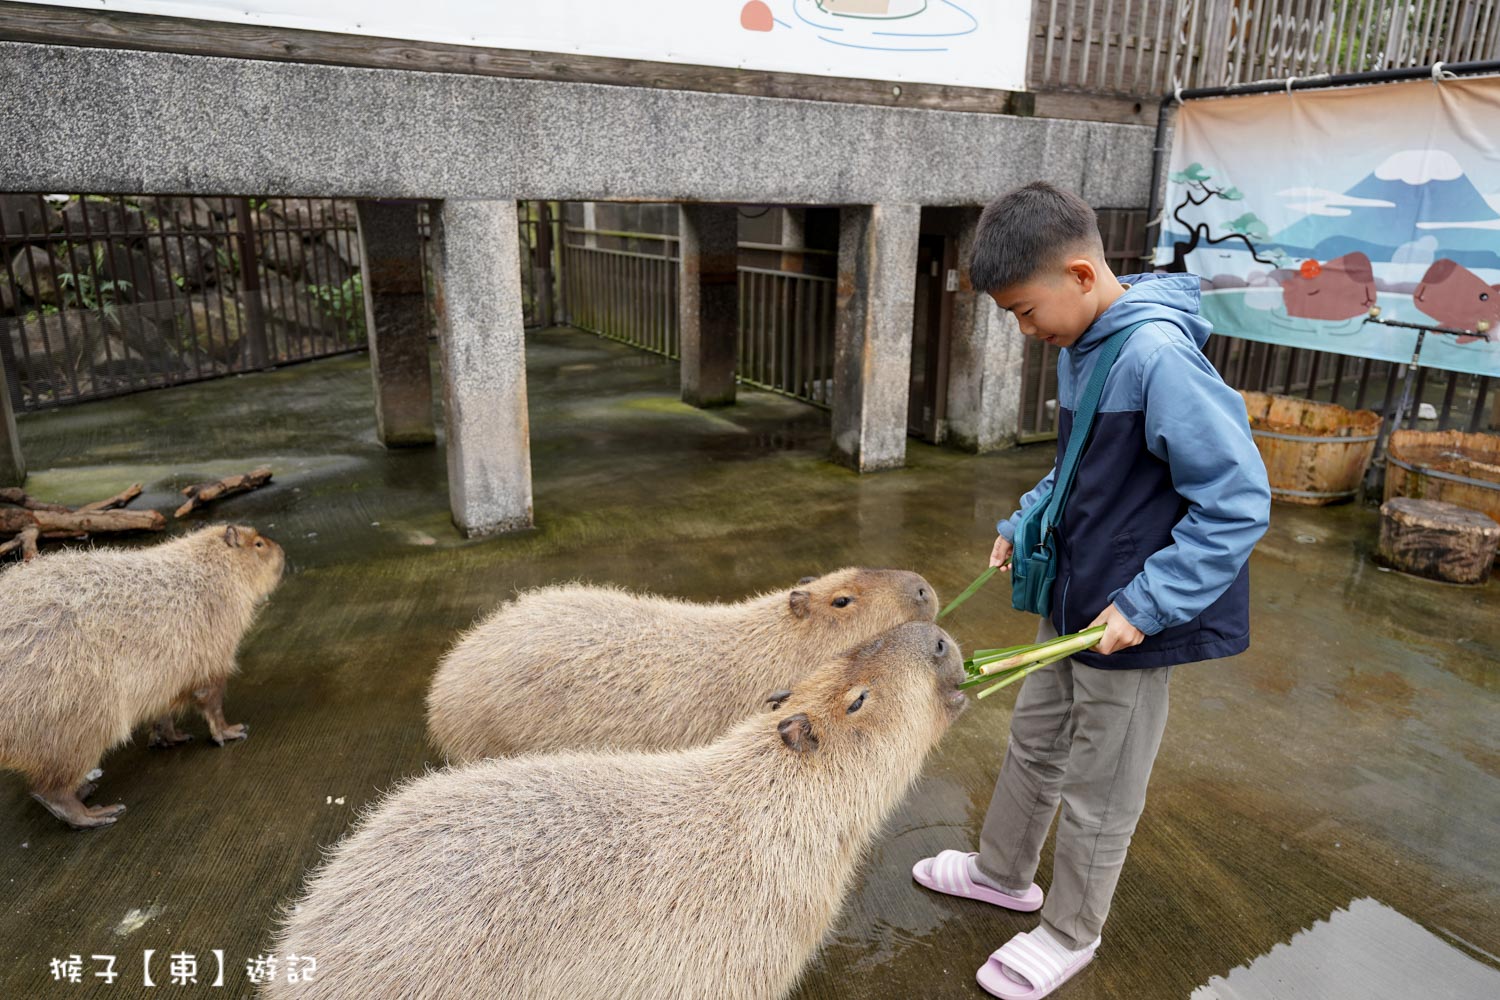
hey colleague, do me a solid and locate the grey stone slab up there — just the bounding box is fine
[430,198,533,536]
[678,204,739,408]
[356,199,436,448]
[0,42,1154,208]
[944,207,1026,453]
[831,203,921,473]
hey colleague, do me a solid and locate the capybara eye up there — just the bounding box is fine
[1483,292,1491,301]
[255,540,264,549]
[832,596,853,609]
[936,638,948,657]
[847,691,867,714]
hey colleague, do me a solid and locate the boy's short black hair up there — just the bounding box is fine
[969,182,1104,293]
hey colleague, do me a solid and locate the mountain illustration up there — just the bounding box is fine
[1269,150,1500,268]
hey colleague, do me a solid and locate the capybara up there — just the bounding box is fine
[1414,258,1500,342]
[425,567,937,760]
[268,620,966,1000]
[1281,252,1377,320]
[0,525,284,829]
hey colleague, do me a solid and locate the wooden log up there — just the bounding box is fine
[76,483,144,513]
[0,507,166,537]
[0,487,70,512]
[0,526,40,561]
[1377,498,1500,585]
[175,467,273,518]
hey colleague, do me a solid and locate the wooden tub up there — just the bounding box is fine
[1385,429,1500,523]
[1240,391,1382,505]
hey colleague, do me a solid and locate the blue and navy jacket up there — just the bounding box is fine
[998,273,1271,669]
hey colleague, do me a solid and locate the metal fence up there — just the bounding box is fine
[1030,0,1500,96]
[562,229,680,358]
[1,193,363,412]
[1203,336,1493,431]
[737,267,839,405]
[560,226,840,409]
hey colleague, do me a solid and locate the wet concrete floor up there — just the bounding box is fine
[2,326,1497,998]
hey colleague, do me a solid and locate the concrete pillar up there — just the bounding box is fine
[356,199,435,448]
[0,347,23,487]
[944,207,1025,452]
[430,199,534,536]
[778,206,807,272]
[830,203,921,472]
[678,203,740,408]
[581,202,599,247]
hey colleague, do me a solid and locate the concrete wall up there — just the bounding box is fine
[0,43,1154,207]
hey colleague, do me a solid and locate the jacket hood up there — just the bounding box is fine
[1074,273,1213,353]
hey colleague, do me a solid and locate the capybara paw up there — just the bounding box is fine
[89,803,127,819]
[212,723,249,745]
[75,781,98,801]
[148,731,194,749]
[69,809,122,830]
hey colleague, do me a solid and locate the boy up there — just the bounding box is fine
[913,182,1270,999]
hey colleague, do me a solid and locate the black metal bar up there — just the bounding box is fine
[1327,352,1346,404]
[232,198,269,368]
[1438,370,1460,429]
[1470,377,1491,432]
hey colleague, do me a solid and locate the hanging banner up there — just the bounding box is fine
[1157,75,1500,378]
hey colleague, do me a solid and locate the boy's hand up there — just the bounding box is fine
[989,535,1013,571]
[1087,603,1145,655]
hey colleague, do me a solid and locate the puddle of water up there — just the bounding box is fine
[1192,897,1500,1000]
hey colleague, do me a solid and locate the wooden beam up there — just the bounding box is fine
[1031,91,1161,127]
[0,1,1037,118]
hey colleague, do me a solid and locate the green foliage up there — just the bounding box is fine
[307,272,366,343]
[1227,213,1270,241]
[1172,162,1212,184]
[55,245,132,324]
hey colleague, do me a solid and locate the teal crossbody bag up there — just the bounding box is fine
[1011,321,1147,616]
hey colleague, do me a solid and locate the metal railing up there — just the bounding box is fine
[1,193,363,412]
[737,267,838,404]
[562,232,681,358]
[561,226,839,409]
[1030,0,1500,96]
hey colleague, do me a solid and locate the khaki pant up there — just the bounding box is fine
[975,620,1173,950]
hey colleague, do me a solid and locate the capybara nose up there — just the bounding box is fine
[916,585,928,602]
[935,636,948,658]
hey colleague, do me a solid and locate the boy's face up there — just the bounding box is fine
[988,257,1100,349]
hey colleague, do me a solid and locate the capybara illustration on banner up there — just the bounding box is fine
[1414,258,1500,343]
[1280,252,1377,321]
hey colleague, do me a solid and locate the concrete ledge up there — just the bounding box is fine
[0,42,1154,206]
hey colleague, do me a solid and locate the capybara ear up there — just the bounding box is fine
[766,689,793,710]
[223,525,242,547]
[788,590,812,619]
[778,713,819,753]
[797,575,817,585]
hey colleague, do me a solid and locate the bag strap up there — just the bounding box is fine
[1037,320,1153,542]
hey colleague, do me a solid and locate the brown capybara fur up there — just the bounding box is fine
[425,567,938,761]
[268,620,966,1000]
[0,525,284,829]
